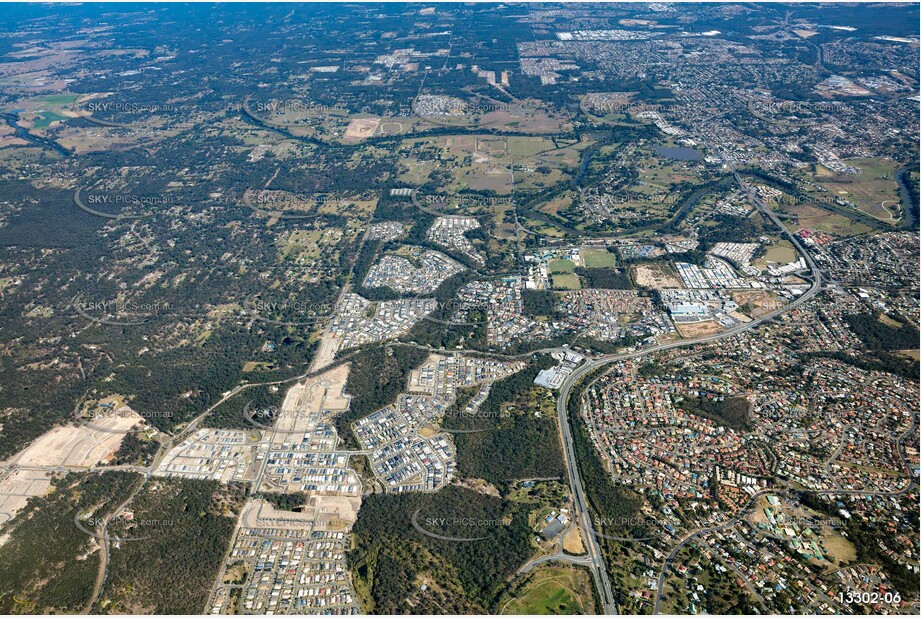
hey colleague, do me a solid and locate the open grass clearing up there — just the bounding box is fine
[500,566,595,615]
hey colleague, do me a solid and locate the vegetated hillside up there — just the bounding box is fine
[336,345,430,449]
[203,384,285,430]
[257,491,310,511]
[666,544,759,614]
[112,432,160,466]
[697,212,763,248]
[349,485,533,613]
[0,171,326,457]
[673,394,753,432]
[845,312,920,351]
[799,491,920,600]
[401,270,486,350]
[0,471,141,614]
[575,266,634,289]
[837,312,921,381]
[103,328,318,433]
[521,289,558,318]
[94,478,246,614]
[445,355,566,485]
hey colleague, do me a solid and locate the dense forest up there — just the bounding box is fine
[845,312,920,352]
[575,266,634,289]
[0,471,141,614]
[95,478,246,614]
[349,485,534,613]
[697,212,763,247]
[803,350,919,382]
[520,289,558,318]
[673,394,753,432]
[445,356,566,486]
[112,432,160,466]
[204,384,286,430]
[257,491,310,511]
[841,313,921,381]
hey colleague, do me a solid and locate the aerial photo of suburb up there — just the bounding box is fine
[0,1,918,616]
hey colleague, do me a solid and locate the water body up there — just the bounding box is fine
[895,164,918,230]
[1,113,72,157]
[575,145,596,186]
[653,145,703,161]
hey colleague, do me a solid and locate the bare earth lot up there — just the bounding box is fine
[632,263,682,289]
[0,405,142,525]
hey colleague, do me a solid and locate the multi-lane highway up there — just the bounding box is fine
[556,371,620,614]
